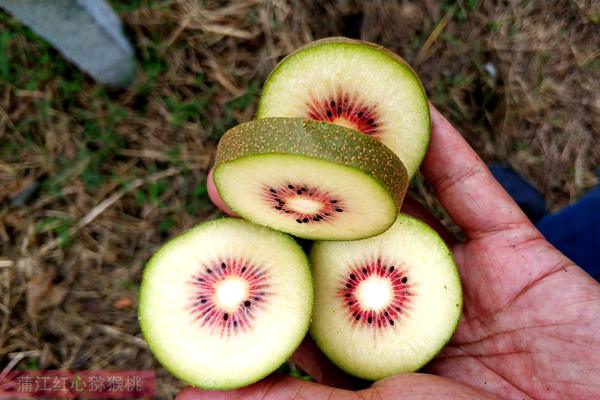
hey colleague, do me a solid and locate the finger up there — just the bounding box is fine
[400,196,457,246]
[175,375,357,400]
[176,373,496,400]
[207,167,238,216]
[421,105,533,239]
[372,373,498,399]
[289,336,367,390]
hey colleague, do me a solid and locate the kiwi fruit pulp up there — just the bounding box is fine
[139,218,313,389]
[213,117,408,241]
[310,213,462,380]
[257,37,430,180]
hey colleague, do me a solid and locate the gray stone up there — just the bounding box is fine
[0,0,136,87]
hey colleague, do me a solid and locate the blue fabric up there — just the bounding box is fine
[537,186,600,281]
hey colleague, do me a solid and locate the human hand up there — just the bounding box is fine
[179,106,600,400]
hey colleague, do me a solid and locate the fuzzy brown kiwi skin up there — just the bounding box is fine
[215,117,408,210]
[256,37,432,176]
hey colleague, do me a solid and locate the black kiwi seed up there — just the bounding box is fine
[336,208,343,212]
[326,110,332,117]
[270,188,276,193]
[288,185,294,189]
[324,212,330,216]
[297,190,302,195]
[207,269,212,274]
[197,278,204,282]
[402,277,408,283]
[395,306,401,311]
[345,293,351,297]
[223,313,229,321]
[234,321,238,327]
[362,268,367,274]
[313,217,319,221]
[241,267,246,272]
[358,111,364,117]
[302,218,309,223]
[296,219,302,223]
[350,274,356,280]
[389,266,394,272]
[221,262,226,269]
[201,299,207,304]
[368,317,372,324]
[337,107,342,114]
[389,320,394,325]
[275,206,282,210]
[285,210,290,213]
[384,311,389,316]
[330,100,335,107]
[244,300,251,307]
[331,200,338,203]
[346,283,351,288]
[368,118,374,124]
[355,315,360,320]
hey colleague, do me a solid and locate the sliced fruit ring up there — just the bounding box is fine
[310,213,462,380]
[214,118,408,241]
[139,218,313,389]
[257,37,430,180]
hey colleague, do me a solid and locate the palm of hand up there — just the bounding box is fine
[178,108,600,400]
[432,220,600,400]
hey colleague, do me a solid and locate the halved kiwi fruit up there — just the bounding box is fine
[310,213,462,380]
[213,117,408,240]
[139,218,313,390]
[257,37,430,180]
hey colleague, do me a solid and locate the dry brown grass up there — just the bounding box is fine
[1,0,598,397]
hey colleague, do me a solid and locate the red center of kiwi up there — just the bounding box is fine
[306,94,381,136]
[263,184,345,224]
[188,259,270,335]
[339,259,412,328]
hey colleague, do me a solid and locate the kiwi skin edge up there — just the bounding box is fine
[215,117,408,210]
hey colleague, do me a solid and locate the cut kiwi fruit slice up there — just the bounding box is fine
[213,117,408,241]
[310,213,462,380]
[139,218,313,390]
[257,37,430,180]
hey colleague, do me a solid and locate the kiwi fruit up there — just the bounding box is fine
[139,218,313,390]
[309,213,462,380]
[257,37,430,180]
[213,117,408,241]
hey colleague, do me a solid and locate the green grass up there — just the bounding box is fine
[212,79,260,139]
[35,216,75,248]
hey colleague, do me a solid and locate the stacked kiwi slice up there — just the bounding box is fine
[139,37,462,390]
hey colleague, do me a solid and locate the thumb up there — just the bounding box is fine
[207,167,237,216]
